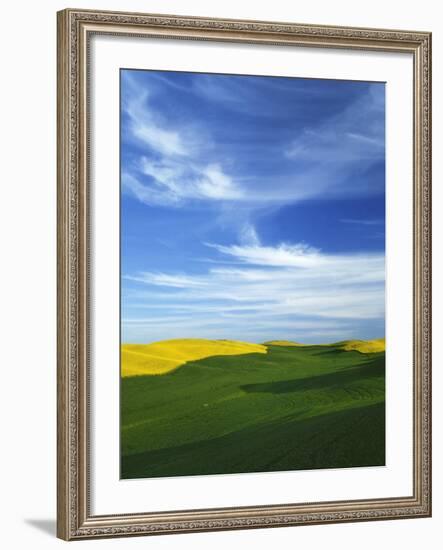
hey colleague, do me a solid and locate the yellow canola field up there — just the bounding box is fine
[121,338,267,377]
[337,338,386,353]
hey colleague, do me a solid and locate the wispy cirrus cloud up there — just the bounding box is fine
[123,78,190,157]
[124,272,210,289]
[122,72,242,206]
[239,222,261,247]
[139,157,242,203]
[205,241,323,268]
[121,71,385,210]
[340,218,385,226]
[285,85,385,164]
[122,230,385,343]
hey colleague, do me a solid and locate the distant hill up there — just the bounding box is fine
[121,337,385,378]
[121,338,267,377]
[265,338,385,354]
[263,340,307,347]
[334,338,385,353]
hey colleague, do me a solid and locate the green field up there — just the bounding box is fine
[121,340,385,479]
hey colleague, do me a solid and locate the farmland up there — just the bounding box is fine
[121,339,385,479]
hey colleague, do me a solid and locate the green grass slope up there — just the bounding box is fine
[121,341,385,479]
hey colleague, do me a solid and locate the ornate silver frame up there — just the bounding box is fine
[57,8,432,540]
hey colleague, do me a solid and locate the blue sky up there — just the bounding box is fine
[121,69,385,344]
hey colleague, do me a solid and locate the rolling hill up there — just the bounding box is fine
[121,338,385,479]
[335,338,385,353]
[121,338,267,376]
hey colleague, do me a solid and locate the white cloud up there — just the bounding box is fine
[206,242,324,268]
[125,90,189,157]
[124,272,209,289]
[197,164,241,199]
[129,157,243,205]
[132,119,186,157]
[341,218,384,226]
[285,86,385,164]
[239,223,260,247]
[346,132,383,146]
[123,238,385,342]
[122,172,181,206]
[122,76,243,206]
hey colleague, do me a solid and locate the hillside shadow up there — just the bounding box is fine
[121,401,385,479]
[309,348,347,357]
[241,356,384,394]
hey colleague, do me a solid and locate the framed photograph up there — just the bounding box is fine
[57,8,432,540]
